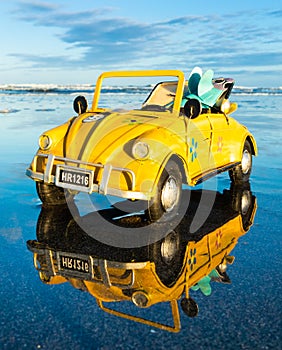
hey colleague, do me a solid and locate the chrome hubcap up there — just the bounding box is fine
[241,150,252,174]
[161,231,179,264]
[241,191,251,215]
[161,176,179,212]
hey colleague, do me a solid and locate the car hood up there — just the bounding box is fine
[64,109,177,163]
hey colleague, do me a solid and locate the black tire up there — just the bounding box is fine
[229,140,252,183]
[149,230,186,287]
[36,204,73,243]
[36,181,68,205]
[147,159,183,221]
[230,182,256,231]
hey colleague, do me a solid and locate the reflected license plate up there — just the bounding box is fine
[56,165,92,191]
[57,252,91,278]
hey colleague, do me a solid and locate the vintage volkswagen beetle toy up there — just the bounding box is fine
[26,68,257,220]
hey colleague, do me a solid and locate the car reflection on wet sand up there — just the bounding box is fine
[27,183,256,333]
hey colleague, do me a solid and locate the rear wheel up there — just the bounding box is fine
[36,182,68,205]
[146,159,183,221]
[229,140,252,183]
[230,182,256,231]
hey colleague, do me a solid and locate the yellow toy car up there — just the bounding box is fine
[26,68,257,220]
[27,185,257,332]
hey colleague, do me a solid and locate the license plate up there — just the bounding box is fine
[57,252,91,278]
[56,165,93,191]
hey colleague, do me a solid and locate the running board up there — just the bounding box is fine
[194,162,240,185]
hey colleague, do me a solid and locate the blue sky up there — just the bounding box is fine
[1,0,282,86]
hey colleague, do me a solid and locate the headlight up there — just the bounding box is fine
[132,291,149,308]
[220,99,231,114]
[38,134,52,150]
[132,141,150,160]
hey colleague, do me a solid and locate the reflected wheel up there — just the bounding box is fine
[36,182,67,205]
[149,230,186,287]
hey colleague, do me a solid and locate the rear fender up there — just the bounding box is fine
[246,134,258,155]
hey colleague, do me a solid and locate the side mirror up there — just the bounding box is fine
[180,297,199,317]
[183,98,202,119]
[73,96,88,115]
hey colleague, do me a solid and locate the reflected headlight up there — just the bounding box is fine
[38,134,52,150]
[132,291,149,308]
[132,141,150,160]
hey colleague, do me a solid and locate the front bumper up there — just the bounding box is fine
[27,240,148,288]
[26,153,150,200]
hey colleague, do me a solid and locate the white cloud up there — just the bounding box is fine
[7,2,282,85]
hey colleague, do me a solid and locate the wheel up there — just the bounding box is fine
[36,204,73,243]
[160,231,180,265]
[230,182,256,231]
[231,182,251,214]
[36,181,68,205]
[229,140,252,183]
[149,230,186,287]
[147,159,183,221]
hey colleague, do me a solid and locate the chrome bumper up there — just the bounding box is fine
[28,241,147,288]
[26,153,149,200]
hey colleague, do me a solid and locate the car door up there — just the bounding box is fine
[207,113,232,170]
[186,114,212,181]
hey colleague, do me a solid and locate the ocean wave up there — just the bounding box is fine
[233,87,282,95]
[0,108,20,114]
[0,84,281,95]
[0,84,152,95]
[0,84,95,94]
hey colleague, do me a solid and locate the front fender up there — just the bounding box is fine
[35,118,75,157]
[116,131,187,196]
[131,128,188,193]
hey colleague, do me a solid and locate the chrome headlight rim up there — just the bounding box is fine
[220,99,231,113]
[38,134,52,150]
[132,141,150,160]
